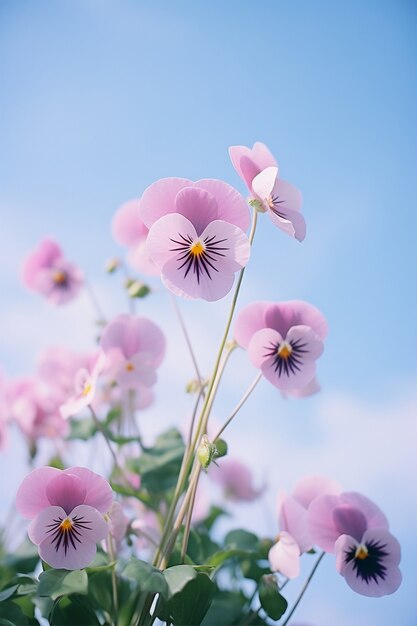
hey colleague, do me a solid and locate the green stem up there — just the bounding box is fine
[106,535,119,623]
[171,294,203,383]
[281,552,325,626]
[213,372,262,441]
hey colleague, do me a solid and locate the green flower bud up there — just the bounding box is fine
[197,435,217,470]
[105,257,121,273]
[213,438,228,458]
[126,280,151,298]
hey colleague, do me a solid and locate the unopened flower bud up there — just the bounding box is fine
[197,435,217,470]
[105,257,121,273]
[126,280,151,298]
[213,438,228,458]
[185,377,209,394]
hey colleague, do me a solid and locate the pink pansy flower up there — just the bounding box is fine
[307,491,401,597]
[37,347,93,405]
[229,142,306,241]
[106,501,129,542]
[112,199,158,276]
[209,458,263,502]
[229,142,277,192]
[234,301,327,391]
[100,314,165,390]
[16,466,112,569]
[139,177,251,301]
[22,238,83,305]
[60,350,106,419]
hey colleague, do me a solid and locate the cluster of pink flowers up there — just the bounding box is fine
[269,475,402,597]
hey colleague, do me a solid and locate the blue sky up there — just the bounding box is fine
[1,1,416,624]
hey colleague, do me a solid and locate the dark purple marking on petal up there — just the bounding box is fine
[46,515,93,555]
[269,194,287,219]
[345,539,389,584]
[169,233,229,284]
[263,338,309,378]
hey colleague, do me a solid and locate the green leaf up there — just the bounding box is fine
[0,600,37,626]
[240,558,270,582]
[196,505,228,531]
[123,559,168,598]
[225,529,259,551]
[201,590,246,626]
[258,575,288,620]
[0,585,18,602]
[110,482,159,511]
[37,569,88,601]
[168,573,215,626]
[207,549,256,569]
[164,565,197,597]
[49,594,101,625]
[133,429,185,493]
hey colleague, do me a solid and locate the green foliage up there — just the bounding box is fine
[37,569,88,601]
[259,575,288,620]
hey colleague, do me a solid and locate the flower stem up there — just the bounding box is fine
[281,551,325,626]
[171,294,203,384]
[213,372,263,441]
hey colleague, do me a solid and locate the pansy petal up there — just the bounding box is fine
[342,493,389,530]
[268,207,306,242]
[139,177,193,228]
[46,473,87,515]
[292,475,341,509]
[247,328,283,369]
[175,186,218,235]
[63,467,113,514]
[196,179,250,231]
[308,494,345,552]
[112,199,147,246]
[146,214,198,269]
[229,145,258,188]
[34,504,108,570]
[115,357,157,390]
[285,325,324,361]
[161,256,235,301]
[268,532,300,579]
[273,178,302,212]
[127,240,160,276]
[333,505,368,542]
[234,301,270,349]
[28,505,67,545]
[252,166,279,203]
[16,466,61,519]
[279,496,312,553]
[252,142,278,170]
[264,301,328,341]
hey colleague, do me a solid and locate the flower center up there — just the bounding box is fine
[59,518,73,531]
[278,342,292,359]
[355,545,369,560]
[82,383,92,397]
[53,270,67,285]
[125,362,135,371]
[190,241,205,257]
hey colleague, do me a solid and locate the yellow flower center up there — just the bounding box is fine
[125,362,135,371]
[59,518,73,531]
[82,383,92,397]
[278,343,292,359]
[53,270,67,285]
[355,545,369,560]
[190,241,205,257]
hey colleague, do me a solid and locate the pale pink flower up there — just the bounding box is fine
[60,351,106,419]
[139,177,251,301]
[234,300,327,392]
[100,314,165,390]
[16,466,113,569]
[229,142,277,191]
[22,238,83,305]
[268,531,300,579]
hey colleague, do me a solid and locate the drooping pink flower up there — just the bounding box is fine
[60,351,106,419]
[209,458,263,502]
[269,475,341,578]
[22,239,83,305]
[139,178,251,301]
[251,166,306,241]
[112,199,158,276]
[100,314,165,390]
[335,527,402,597]
[234,301,327,391]
[106,501,129,542]
[229,142,277,192]
[16,466,113,569]
[229,143,306,241]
